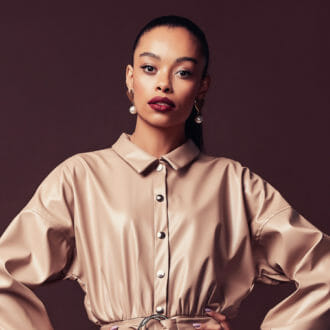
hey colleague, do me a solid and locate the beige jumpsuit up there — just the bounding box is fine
[0,132,329,329]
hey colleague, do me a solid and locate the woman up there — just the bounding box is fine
[0,15,329,330]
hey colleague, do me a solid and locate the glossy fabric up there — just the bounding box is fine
[0,132,329,329]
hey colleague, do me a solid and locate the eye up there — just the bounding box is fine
[177,70,192,78]
[141,65,156,73]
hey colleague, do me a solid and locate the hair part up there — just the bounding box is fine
[132,15,210,151]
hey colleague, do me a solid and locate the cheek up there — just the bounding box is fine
[132,74,153,105]
[133,73,150,93]
[175,81,199,105]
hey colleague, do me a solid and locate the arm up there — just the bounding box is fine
[0,160,75,329]
[243,168,330,329]
[255,207,329,330]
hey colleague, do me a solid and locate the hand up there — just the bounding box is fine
[192,308,232,330]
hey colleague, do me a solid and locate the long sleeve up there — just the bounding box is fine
[0,160,75,330]
[243,167,330,329]
[1,131,327,329]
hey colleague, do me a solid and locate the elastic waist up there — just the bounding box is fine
[100,315,222,329]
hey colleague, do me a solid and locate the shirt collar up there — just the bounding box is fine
[111,132,200,174]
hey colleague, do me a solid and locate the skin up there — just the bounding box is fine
[201,310,231,330]
[126,25,210,158]
[126,26,231,329]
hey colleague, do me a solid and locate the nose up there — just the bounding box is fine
[156,71,172,93]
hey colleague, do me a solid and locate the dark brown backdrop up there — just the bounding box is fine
[0,1,329,329]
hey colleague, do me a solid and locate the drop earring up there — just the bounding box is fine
[194,99,203,124]
[127,89,137,115]
[129,104,137,115]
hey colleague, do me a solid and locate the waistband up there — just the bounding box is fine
[100,315,222,329]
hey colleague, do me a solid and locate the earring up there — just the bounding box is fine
[129,104,137,114]
[127,89,137,114]
[194,99,203,124]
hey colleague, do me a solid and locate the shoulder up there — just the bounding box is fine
[196,152,247,176]
[195,152,273,191]
[58,146,117,174]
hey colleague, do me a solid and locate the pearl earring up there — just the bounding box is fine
[129,104,137,114]
[194,99,203,124]
[127,89,137,114]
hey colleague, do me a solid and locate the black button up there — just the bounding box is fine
[156,194,164,202]
[157,231,166,239]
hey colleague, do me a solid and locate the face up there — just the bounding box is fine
[126,26,210,130]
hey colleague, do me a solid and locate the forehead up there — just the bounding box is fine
[134,26,202,60]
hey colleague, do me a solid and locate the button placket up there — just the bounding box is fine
[153,160,169,315]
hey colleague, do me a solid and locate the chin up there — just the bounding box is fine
[139,114,185,130]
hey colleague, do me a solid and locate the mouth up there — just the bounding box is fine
[148,96,176,112]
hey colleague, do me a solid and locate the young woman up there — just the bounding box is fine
[0,15,329,330]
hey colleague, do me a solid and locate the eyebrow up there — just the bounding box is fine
[139,52,198,64]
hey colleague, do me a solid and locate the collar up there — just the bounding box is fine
[111,132,200,174]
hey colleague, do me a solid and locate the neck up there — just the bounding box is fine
[129,118,187,158]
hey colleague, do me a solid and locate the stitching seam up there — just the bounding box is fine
[255,206,291,240]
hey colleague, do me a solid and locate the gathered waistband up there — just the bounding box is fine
[100,315,222,329]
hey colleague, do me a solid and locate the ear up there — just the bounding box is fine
[126,64,134,91]
[196,74,211,100]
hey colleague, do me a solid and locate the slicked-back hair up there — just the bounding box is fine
[131,15,210,151]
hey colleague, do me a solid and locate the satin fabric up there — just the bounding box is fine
[0,132,329,329]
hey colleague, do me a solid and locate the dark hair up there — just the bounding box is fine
[132,15,210,151]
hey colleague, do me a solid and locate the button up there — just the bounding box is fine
[157,270,165,278]
[156,194,164,202]
[157,231,166,239]
[156,306,164,313]
[156,163,164,171]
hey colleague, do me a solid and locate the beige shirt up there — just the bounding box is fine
[0,132,329,330]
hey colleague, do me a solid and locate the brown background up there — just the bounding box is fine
[0,1,329,329]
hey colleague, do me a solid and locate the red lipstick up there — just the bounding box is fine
[148,96,175,112]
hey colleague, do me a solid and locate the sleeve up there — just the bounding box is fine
[0,159,75,330]
[242,167,330,330]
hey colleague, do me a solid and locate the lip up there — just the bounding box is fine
[148,96,176,112]
[148,96,176,108]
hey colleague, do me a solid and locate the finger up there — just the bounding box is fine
[221,320,231,330]
[193,322,223,330]
[204,308,227,322]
